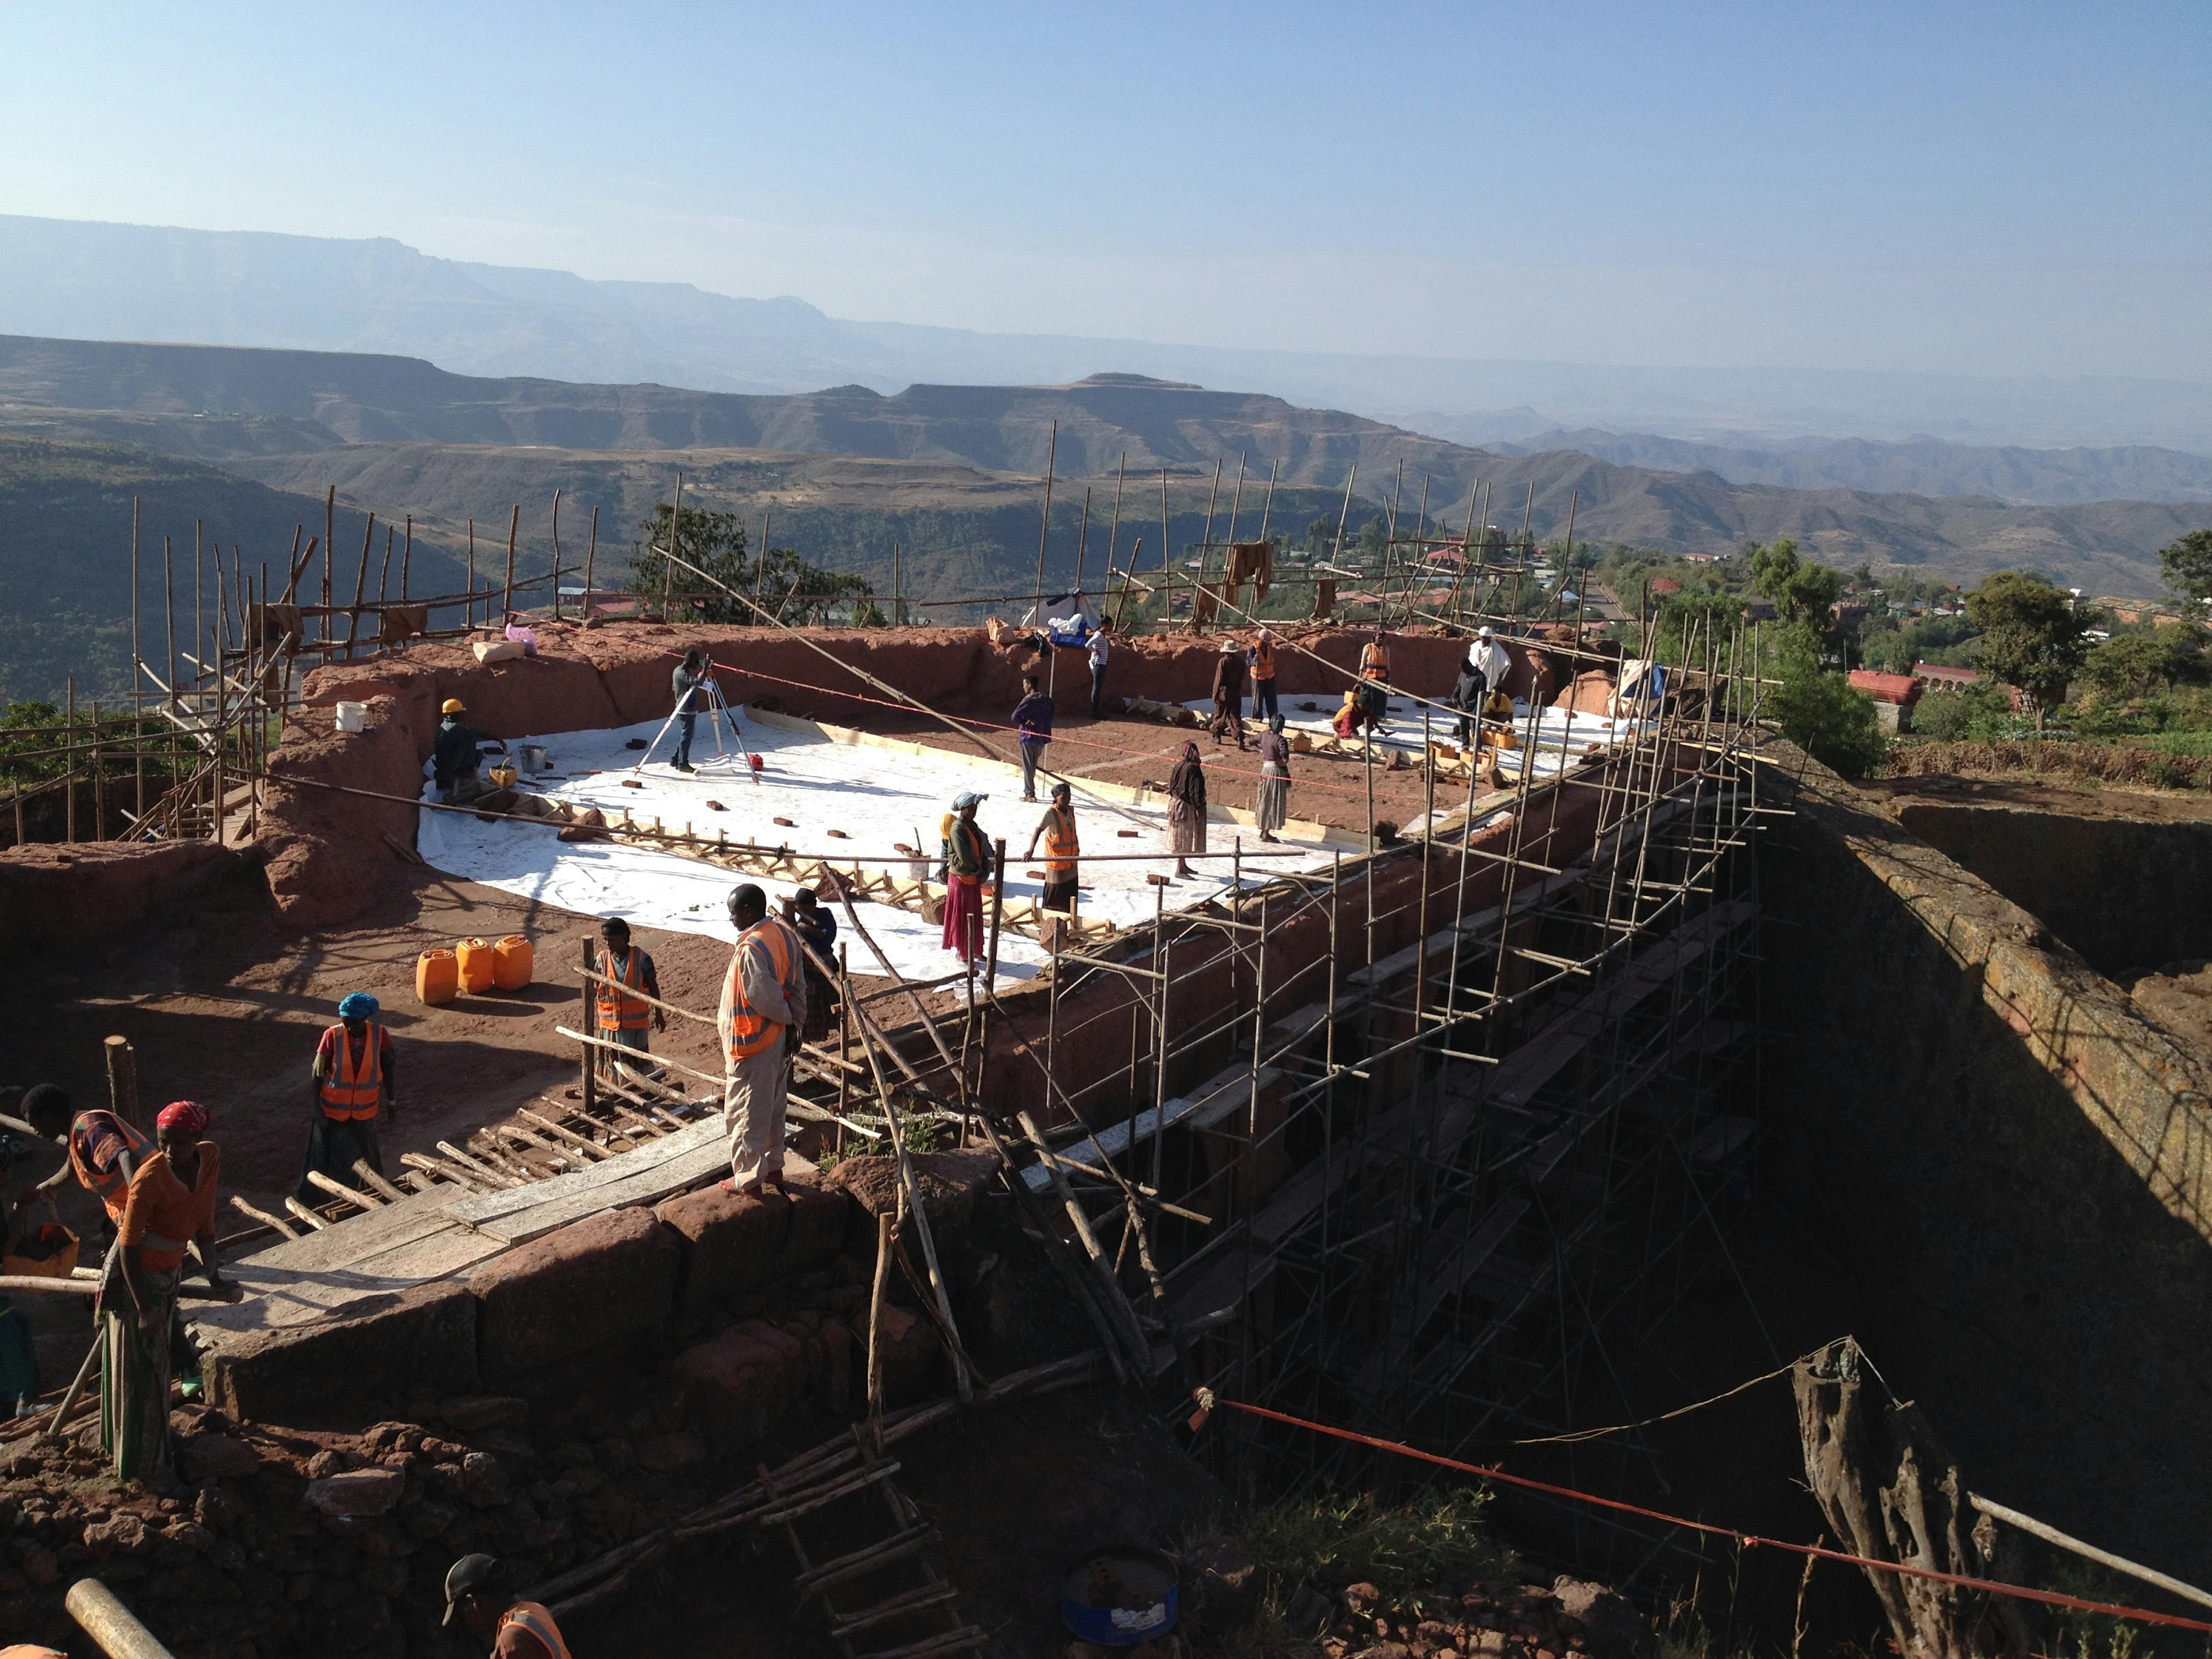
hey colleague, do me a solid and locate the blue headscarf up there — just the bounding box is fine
[338,992,380,1021]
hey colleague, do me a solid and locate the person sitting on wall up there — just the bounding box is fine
[433,699,505,804]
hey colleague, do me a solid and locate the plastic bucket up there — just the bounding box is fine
[1060,1548,1179,1647]
[455,937,496,995]
[416,948,459,1005]
[492,934,534,992]
[334,701,367,734]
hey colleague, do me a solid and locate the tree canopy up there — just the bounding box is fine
[629,504,873,625]
[1746,538,1842,626]
[2159,528,2212,610]
[1963,571,2094,728]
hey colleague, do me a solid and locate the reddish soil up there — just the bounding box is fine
[1857,771,2212,823]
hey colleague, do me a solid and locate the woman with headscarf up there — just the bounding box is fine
[1254,713,1292,843]
[1168,740,1207,877]
[941,792,993,986]
[108,1101,226,1483]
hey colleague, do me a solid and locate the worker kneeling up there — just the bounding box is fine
[717,884,809,1197]
[433,698,505,804]
[296,993,396,1207]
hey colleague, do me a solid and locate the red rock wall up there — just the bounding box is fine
[0,840,250,957]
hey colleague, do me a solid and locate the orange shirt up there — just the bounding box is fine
[119,1144,221,1274]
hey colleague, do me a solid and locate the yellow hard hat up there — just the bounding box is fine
[441,698,465,715]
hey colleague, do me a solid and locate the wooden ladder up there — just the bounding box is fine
[759,1425,984,1659]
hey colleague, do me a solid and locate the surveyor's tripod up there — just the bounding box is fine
[630,673,761,783]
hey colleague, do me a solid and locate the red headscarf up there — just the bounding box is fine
[156,1101,210,1137]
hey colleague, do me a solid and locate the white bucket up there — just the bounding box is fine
[334,701,367,734]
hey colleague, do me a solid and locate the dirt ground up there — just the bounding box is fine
[1857,771,2212,823]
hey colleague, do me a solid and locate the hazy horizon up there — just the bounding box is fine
[2,2,2206,387]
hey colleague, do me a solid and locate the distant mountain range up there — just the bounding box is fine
[1486,428,2212,506]
[1,331,2201,617]
[7,214,2212,454]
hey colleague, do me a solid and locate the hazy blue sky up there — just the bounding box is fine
[2,2,2206,379]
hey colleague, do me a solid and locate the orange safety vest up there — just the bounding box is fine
[1360,640,1390,679]
[68,1110,148,1222]
[1042,807,1079,875]
[497,1602,574,1659]
[596,946,650,1030]
[1251,640,1276,681]
[724,919,806,1062]
[317,1022,385,1122]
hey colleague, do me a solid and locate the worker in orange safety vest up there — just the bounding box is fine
[294,992,395,1207]
[444,1553,572,1659]
[716,884,808,1197]
[1024,780,1081,917]
[592,916,665,1078]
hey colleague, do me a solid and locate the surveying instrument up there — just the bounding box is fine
[630,671,763,784]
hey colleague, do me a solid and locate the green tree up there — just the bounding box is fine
[1765,625,1887,777]
[630,505,873,624]
[2078,624,2210,699]
[1747,538,1843,626]
[2159,528,2212,610]
[1964,571,2095,730]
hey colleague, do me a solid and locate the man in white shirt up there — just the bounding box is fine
[1087,618,1114,718]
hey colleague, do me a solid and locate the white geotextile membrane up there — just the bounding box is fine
[416,714,1344,981]
[1184,693,1646,780]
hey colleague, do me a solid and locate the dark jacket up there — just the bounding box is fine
[1012,692,1055,742]
[672,661,709,712]
[1451,664,1489,712]
[1211,654,1246,704]
[433,718,495,781]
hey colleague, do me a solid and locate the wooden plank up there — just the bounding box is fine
[443,1120,723,1226]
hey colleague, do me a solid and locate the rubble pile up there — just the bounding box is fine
[1318,1575,1652,1659]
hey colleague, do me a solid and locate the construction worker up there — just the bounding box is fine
[19,1084,145,1246]
[295,993,395,1206]
[1357,627,1392,733]
[1012,673,1054,802]
[443,1553,572,1659]
[592,917,664,1075]
[1024,780,1080,915]
[433,699,503,803]
[941,792,992,980]
[111,1101,224,1482]
[1088,616,1114,718]
[659,648,710,773]
[717,884,807,1196]
[1248,627,1280,724]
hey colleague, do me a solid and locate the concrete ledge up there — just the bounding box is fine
[202,1281,477,1423]
[466,1207,679,1392]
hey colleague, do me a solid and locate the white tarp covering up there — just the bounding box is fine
[1189,694,1644,781]
[417,713,1340,981]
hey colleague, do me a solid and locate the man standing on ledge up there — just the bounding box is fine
[717,884,807,1196]
[1087,616,1114,718]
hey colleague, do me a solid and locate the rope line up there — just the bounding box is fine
[1214,1398,2212,1635]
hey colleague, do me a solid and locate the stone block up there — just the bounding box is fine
[669,1321,811,1453]
[203,1282,477,1425]
[827,1149,999,1244]
[775,1173,854,1276]
[303,1469,404,1520]
[467,1207,678,1393]
[654,1185,792,1316]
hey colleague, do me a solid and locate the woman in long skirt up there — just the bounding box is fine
[107,1101,224,1485]
[1168,740,1207,877]
[940,792,992,988]
[1255,714,1291,842]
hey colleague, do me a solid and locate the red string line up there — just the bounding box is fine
[1218,1399,2212,1635]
